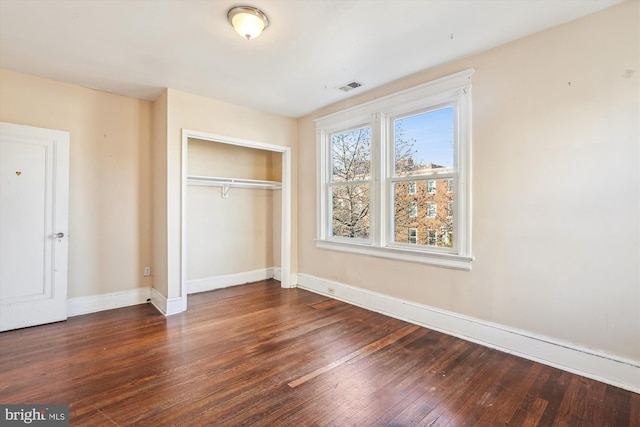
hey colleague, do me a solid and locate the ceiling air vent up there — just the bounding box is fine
[338,81,363,92]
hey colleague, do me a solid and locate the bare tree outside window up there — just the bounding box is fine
[330,127,371,238]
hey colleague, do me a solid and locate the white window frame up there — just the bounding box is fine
[316,69,474,270]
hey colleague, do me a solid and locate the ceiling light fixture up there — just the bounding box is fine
[227,6,269,40]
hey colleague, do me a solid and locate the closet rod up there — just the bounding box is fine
[188,175,281,188]
[187,175,281,198]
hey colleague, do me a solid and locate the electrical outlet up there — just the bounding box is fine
[144,267,151,277]
[327,287,335,295]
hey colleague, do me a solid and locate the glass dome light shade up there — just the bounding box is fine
[228,7,269,40]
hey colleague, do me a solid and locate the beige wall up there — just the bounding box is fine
[158,88,297,298]
[297,1,639,360]
[0,69,152,298]
[186,139,278,279]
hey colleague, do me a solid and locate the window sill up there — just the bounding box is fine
[316,239,473,270]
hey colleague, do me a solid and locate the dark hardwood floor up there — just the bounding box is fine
[0,280,637,426]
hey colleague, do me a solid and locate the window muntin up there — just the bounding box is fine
[317,69,473,269]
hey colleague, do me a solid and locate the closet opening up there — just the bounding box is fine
[180,129,292,311]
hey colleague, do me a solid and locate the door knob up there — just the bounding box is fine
[54,232,64,238]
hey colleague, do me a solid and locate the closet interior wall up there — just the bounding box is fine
[186,138,282,286]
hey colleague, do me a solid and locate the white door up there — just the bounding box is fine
[0,122,69,331]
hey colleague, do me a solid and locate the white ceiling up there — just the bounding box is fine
[0,0,622,118]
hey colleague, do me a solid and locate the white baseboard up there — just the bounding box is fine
[66,269,281,319]
[186,268,274,294]
[297,273,640,393]
[68,288,151,317]
[67,287,183,318]
[150,287,183,316]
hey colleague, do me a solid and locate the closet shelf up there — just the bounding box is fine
[187,175,281,198]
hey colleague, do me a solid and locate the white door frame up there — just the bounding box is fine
[180,129,292,311]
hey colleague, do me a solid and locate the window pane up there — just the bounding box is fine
[332,126,371,182]
[393,179,454,247]
[394,107,454,177]
[331,184,370,239]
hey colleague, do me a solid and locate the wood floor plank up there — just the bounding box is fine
[288,323,419,388]
[0,279,636,426]
[325,332,469,425]
[535,369,573,425]
[507,363,550,426]
[601,385,632,427]
[418,347,521,426]
[475,359,540,425]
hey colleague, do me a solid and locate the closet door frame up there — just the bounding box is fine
[180,129,293,311]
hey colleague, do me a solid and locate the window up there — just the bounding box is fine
[408,228,418,244]
[317,69,473,269]
[409,201,417,218]
[427,229,437,246]
[427,180,436,194]
[426,202,437,218]
[408,181,416,195]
